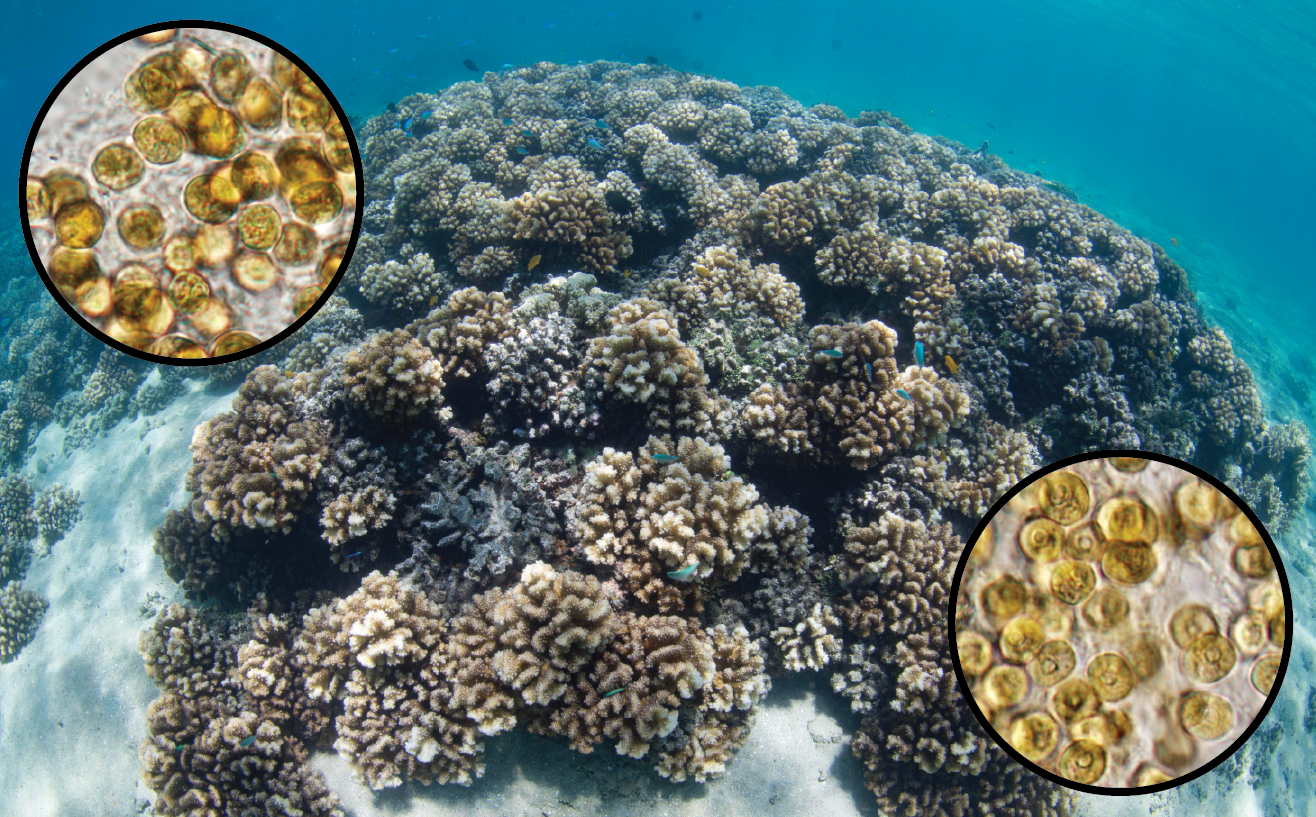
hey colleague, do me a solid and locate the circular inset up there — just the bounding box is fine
[951,452,1292,793]
[21,22,361,366]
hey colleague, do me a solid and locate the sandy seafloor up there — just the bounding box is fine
[0,369,1312,817]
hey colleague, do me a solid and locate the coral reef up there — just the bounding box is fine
[139,60,1313,816]
[0,581,46,662]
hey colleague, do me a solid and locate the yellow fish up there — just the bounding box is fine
[528,254,542,271]
[429,295,438,307]
[944,355,959,375]
[623,270,631,278]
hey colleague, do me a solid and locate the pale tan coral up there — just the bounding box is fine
[0,581,46,663]
[771,602,842,672]
[341,330,446,425]
[816,225,956,321]
[653,708,754,783]
[456,245,518,284]
[742,383,813,457]
[893,366,972,448]
[584,298,708,404]
[648,244,804,330]
[649,98,707,136]
[407,287,514,381]
[187,367,329,538]
[321,485,396,564]
[703,623,769,712]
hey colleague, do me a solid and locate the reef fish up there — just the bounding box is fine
[603,687,626,697]
[502,117,513,126]
[462,58,479,72]
[523,129,534,137]
[399,116,414,135]
[347,551,362,559]
[587,137,603,149]
[1171,237,1179,247]
[819,349,843,358]
[865,362,873,382]
[896,388,913,401]
[516,146,529,155]
[240,735,258,748]
[528,254,542,271]
[594,119,608,129]
[915,340,924,369]
[645,55,659,65]
[944,355,959,374]
[667,562,699,582]
[650,453,680,463]
[604,189,633,214]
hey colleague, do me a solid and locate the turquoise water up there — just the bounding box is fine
[2,1,1314,814]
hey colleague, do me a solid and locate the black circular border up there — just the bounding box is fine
[948,448,1294,795]
[17,19,363,367]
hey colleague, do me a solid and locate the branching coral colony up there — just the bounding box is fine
[139,60,1309,817]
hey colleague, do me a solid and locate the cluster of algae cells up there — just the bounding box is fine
[957,458,1284,788]
[25,28,354,359]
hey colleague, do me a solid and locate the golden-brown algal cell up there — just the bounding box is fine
[956,456,1287,789]
[25,25,358,361]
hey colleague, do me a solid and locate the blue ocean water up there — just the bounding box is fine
[2,0,1314,813]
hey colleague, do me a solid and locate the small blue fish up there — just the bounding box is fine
[603,687,626,697]
[896,389,913,401]
[915,341,924,369]
[523,129,534,137]
[516,146,529,155]
[865,362,873,382]
[820,349,843,358]
[399,116,413,132]
[347,551,362,559]
[419,111,432,120]
[594,119,608,129]
[240,735,258,748]
[587,137,603,149]
[502,118,513,126]
[650,454,680,463]
[174,744,187,753]
[667,563,699,583]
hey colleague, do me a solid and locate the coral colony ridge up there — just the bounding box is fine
[0,59,1301,815]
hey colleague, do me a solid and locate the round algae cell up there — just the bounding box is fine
[1057,739,1107,785]
[323,120,354,173]
[1064,522,1105,562]
[288,180,343,224]
[1231,609,1270,655]
[190,102,246,160]
[286,80,332,132]
[1087,653,1136,702]
[1269,605,1285,648]
[210,330,260,357]
[958,628,989,673]
[1109,457,1149,472]
[232,152,278,200]
[113,265,174,337]
[1251,654,1280,696]
[1009,712,1059,762]
[981,665,1029,711]
[1124,637,1164,680]
[1096,496,1159,544]
[294,284,324,319]
[1102,540,1157,585]
[1133,764,1173,786]
[117,203,166,250]
[1019,518,1065,562]
[189,297,231,338]
[276,138,336,193]
[93,143,145,190]
[999,617,1046,664]
[1169,604,1218,649]
[1037,471,1090,525]
[319,242,347,287]
[184,174,241,223]
[210,51,253,105]
[148,334,209,359]
[164,235,197,273]
[193,224,236,268]
[125,54,189,112]
[1027,640,1076,687]
[1175,479,1223,536]
[1233,545,1274,579]
[274,221,318,265]
[133,116,187,165]
[237,78,282,129]
[1178,692,1234,741]
[167,271,211,314]
[1230,513,1263,547]
[1051,677,1100,724]
[1182,633,1237,684]
[237,203,282,250]
[233,252,280,292]
[1082,587,1129,631]
[27,178,51,221]
[55,200,106,248]
[49,248,104,306]
[45,169,90,212]
[1050,560,1096,605]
